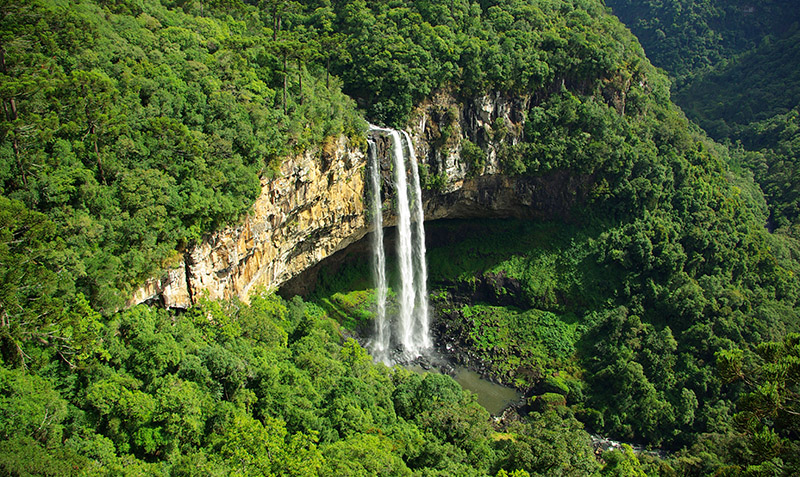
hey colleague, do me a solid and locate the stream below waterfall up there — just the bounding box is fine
[405,356,523,416]
[451,367,523,415]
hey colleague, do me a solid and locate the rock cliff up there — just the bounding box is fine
[131,91,591,308]
[129,135,369,308]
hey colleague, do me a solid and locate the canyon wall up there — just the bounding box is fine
[130,92,591,308]
[129,135,370,308]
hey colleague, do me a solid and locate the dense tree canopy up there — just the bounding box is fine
[605,0,800,87]
[0,291,614,475]
[606,0,800,232]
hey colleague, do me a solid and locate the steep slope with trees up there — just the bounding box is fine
[604,0,800,88]
[605,0,800,231]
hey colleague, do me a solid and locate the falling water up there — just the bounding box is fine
[368,139,389,362]
[389,129,417,357]
[368,126,432,362]
[402,131,432,350]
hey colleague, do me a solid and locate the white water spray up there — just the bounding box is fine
[368,139,389,362]
[402,130,432,350]
[389,129,417,357]
[368,126,432,362]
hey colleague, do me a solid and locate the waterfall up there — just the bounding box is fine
[368,126,432,363]
[368,140,389,362]
[389,129,417,357]
[402,131,432,350]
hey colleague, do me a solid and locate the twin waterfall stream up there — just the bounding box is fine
[368,126,432,364]
[364,126,522,415]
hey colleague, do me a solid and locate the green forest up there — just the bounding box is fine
[2,0,800,475]
[606,0,800,231]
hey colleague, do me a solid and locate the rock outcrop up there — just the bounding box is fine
[131,91,592,308]
[129,135,370,308]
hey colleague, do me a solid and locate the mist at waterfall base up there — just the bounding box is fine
[368,126,432,365]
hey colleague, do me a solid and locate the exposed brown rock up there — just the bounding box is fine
[129,135,370,307]
[130,92,592,308]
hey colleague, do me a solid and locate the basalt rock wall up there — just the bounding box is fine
[129,135,370,308]
[131,92,591,308]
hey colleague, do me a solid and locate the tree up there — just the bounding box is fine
[66,69,121,184]
[716,334,800,473]
[496,410,600,476]
[320,433,412,477]
[601,444,647,476]
[0,197,103,368]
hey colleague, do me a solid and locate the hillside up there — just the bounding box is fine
[604,0,800,87]
[606,0,800,231]
[1,0,799,475]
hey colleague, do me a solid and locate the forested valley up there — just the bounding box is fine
[1,0,799,475]
[606,0,800,232]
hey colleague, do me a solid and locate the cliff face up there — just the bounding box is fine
[131,92,591,308]
[410,90,590,221]
[129,135,370,308]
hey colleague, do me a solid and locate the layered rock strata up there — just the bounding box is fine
[132,92,591,308]
[130,135,369,308]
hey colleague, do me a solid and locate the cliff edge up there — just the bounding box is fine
[131,91,591,308]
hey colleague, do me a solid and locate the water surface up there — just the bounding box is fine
[452,367,522,415]
[408,364,522,415]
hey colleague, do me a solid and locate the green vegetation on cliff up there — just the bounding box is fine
[0,0,364,312]
[320,0,651,126]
